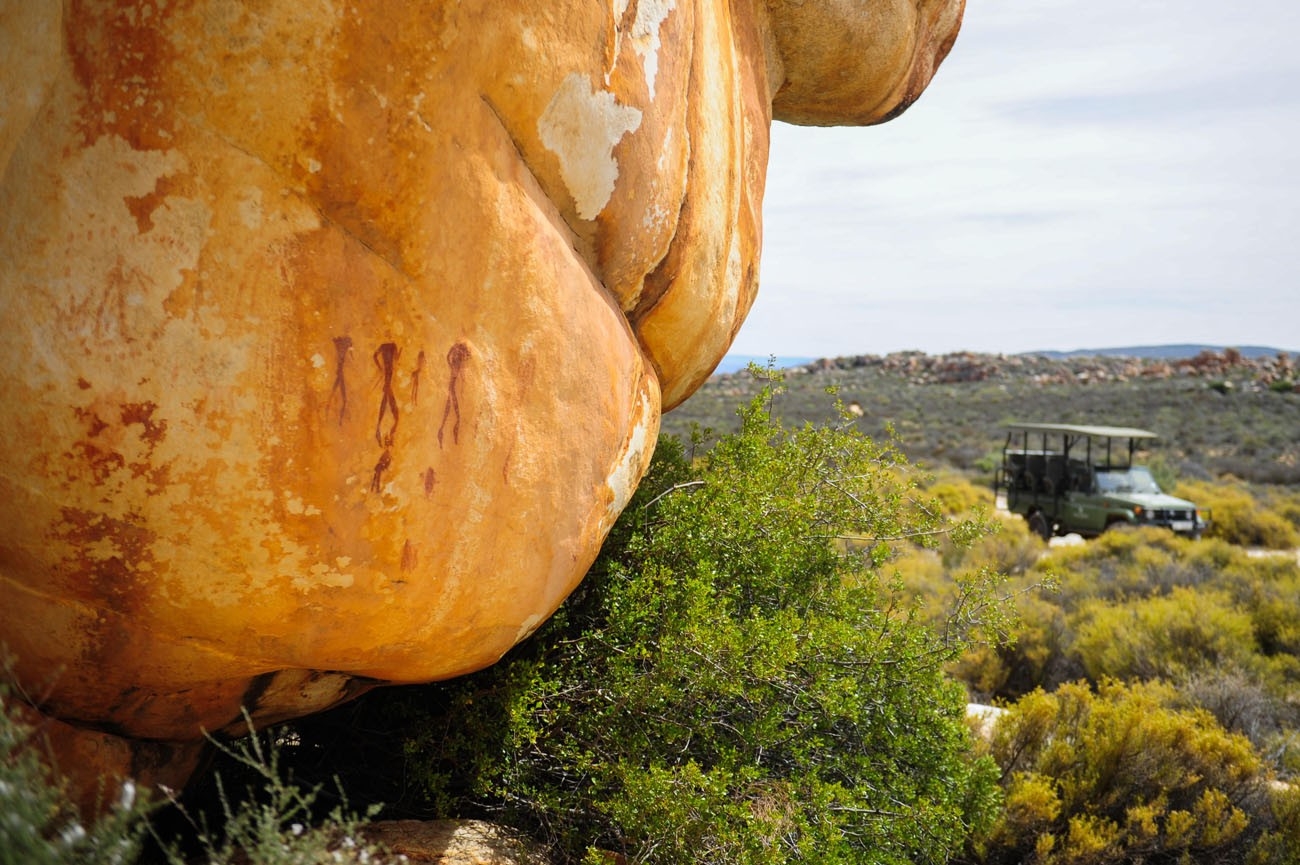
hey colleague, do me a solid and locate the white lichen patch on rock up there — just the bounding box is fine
[606,0,675,99]
[538,72,642,221]
[236,186,264,229]
[298,561,355,590]
[601,378,658,533]
[514,612,543,644]
[630,0,675,100]
[721,223,743,321]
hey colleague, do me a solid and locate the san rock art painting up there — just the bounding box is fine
[0,0,964,802]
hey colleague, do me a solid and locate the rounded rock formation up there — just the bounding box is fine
[0,0,963,802]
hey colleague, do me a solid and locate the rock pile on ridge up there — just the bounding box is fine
[776,348,1298,390]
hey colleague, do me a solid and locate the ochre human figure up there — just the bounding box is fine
[0,0,964,806]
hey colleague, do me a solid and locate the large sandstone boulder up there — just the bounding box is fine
[0,0,963,800]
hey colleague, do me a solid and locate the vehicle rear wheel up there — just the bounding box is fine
[1025,509,1052,541]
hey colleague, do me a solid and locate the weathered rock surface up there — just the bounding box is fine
[0,0,963,801]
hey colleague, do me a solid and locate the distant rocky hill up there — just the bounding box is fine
[780,347,1297,388]
[670,347,1300,485]
[1021,344,1296,361]
[717,345,1296,376]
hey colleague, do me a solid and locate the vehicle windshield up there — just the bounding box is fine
[1095,467,1162,495]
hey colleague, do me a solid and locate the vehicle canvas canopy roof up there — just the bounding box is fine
[1004,423,1158,440]
[1002,422,1158,475]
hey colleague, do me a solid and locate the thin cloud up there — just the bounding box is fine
[994,75,1300,128]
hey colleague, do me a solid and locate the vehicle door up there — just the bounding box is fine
[1061,468,1107,534]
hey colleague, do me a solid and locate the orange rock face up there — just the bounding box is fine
[0,0,962,797]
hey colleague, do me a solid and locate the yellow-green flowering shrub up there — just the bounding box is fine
[1070,587,1259,681]
[971,680,1269,865]
[1176,479,1299,549]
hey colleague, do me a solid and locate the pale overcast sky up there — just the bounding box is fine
[733,0,1300,358]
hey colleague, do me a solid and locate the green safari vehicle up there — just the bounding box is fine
[996,422,1209,539]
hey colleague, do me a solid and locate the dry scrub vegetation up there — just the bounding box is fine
[902,469,1300,864]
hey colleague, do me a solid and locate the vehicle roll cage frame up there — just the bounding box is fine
[998,423,1159,507]
[1004,422,1156,472]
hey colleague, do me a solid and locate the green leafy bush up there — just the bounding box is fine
[898,511,1052,701]
[952,591,1077,702]
[943,513,1044,578]
[402,390,1007,865]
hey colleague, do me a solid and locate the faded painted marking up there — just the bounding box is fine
[400,539,418,572]
[421,467,436,497]
[370,449,392,493]
[438,342,470,448]
[410,349,426,404]
[374,342,400,446]
[328,336,354,425]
